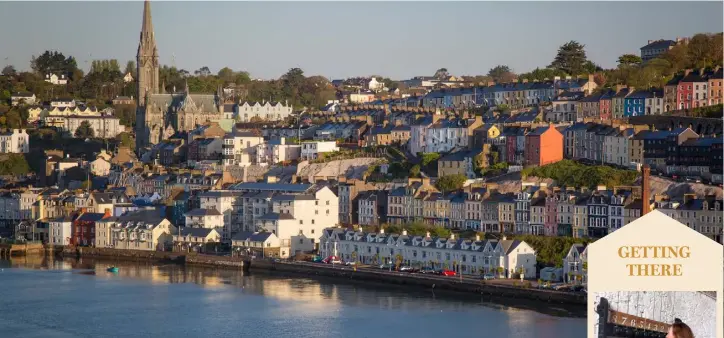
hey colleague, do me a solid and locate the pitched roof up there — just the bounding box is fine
[185,208,221,216]
[258,212,295,220]
[640,39,675,50]
[76,212,106,222]
[178,227,216,238]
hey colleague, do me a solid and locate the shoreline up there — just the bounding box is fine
[45,246,586,311]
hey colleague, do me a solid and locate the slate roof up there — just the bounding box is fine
[178,227,216,238]
[258,212,295,220]
[230,182,312,192]
[147,93,220,113]
[185,208,221,217]
[641,40,676,51]
[271,194,316,201]
[76,212,106,222]
[231,231,275,242]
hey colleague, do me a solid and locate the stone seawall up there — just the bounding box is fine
[252,261,586,306]
[61,247,584,306]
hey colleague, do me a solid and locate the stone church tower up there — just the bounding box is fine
[136,0,159,150]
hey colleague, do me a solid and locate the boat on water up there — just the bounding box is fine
[106,267,119,273]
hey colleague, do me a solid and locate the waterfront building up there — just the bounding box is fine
[72,212,107,246]
[562,243,587,283]
[231,231,282,257]
[172,227,222,253]
[320,229,537,279]
[102,210,176,251]
[184,208,224,230]
[48,217,73,246]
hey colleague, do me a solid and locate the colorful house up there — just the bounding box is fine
[623,90,648,117]
[524,125,563,167]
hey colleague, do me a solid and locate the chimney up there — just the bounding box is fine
[502,236,507,241]
[615,85,625,94]
[588,74,595,84]
[475,234,480,241]
[379,227,385,234]
[684,69,692,77]
[554,76,561,83]
[648,40,654,44]
[382,120,388,127]
[402,229,407,236]
[425,231,431,238]
[522,79,528,84]
[565,76,572,81]
[698,68,705,76]
[641,165,651,216]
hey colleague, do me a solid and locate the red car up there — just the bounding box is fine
[440,269,457,276]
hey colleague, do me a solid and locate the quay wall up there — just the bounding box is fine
[55,247,584,305]
[252,260,586,306]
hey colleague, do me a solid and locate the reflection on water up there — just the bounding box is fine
[0,257,586,338]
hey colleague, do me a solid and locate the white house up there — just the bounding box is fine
[10,92,36,106]
[123,72,134,83]
[198,190,241,241]
[255,186,339,256]
[231,231,283,258]
[45,73,68,85]
[222,130,264,166]
[48,217,73,246]
[62,116,124,139]
[90,157,110,176]
[254,138,301,166]
[101,210,176,251]
[50,98,76,108]
[0,129,29,153]
[367,78,383,91]
[236,101,293,122]
[184,208,224,230]
[320,229,537,279]
[562,243,587,283]
[172,227,221,253]
[300,141,339,161]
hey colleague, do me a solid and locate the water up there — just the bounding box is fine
[0,257,586,338]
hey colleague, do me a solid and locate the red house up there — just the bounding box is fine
[598,89,614,121]
[524,125,563,167]
[72,212,107,246]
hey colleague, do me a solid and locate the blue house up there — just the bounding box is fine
[623,90,649,117]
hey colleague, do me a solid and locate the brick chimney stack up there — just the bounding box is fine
[641,165,651,216]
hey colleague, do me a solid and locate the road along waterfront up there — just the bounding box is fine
[0,256,586,338]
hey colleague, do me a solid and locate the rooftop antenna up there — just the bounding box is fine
[172,53,176,69]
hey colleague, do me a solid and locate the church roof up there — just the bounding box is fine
[147,93,220,113]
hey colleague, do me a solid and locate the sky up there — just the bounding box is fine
[0,1,722,80]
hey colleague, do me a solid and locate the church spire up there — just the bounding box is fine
[185,79,190,94]
[141,0,154,39]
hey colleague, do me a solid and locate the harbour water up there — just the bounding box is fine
[0,257,586,338]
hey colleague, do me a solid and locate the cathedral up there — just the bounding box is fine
[135,0,224,150]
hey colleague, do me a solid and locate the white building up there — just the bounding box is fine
[184,208,224,230]
[300,141,339,161]
[231,231,283,257]
[222,130,265,166]
[562,243,587,283]
[48,217,73,246]
[320,229,537,278]
[349,92,376,104]
[90,157,111,176]
[198,190,241,241]
[255,138,301,165]
[255,186,338,256]
[0,129,29,153]
[10,92,36,106]
[45,74,69,85]
[367,78,383,91]
[602,128,634,167]
[62,116,124,139]
[50,98,76,108]
[100,210,176,251]
[236,101,293,122]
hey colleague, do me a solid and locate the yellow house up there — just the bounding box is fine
[172,227,222,253]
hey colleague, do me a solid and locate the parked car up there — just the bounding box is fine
[399,266,415,272]
[419,267,436,274]
[481,273,496,280]
[440,269,456,277]
[378,263,393,270]
[344,261,355,266]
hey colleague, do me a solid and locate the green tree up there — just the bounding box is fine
[487,65,516,83]
[409,164,421,178]
[217,67,235,83]
[435,174,467,193]
[1,65,16,76]
[117,132,135,148]
[434,68,449,80]
[124,61,136,77]
[549,41,589,76]
[0,154,30,175]
[30,50,78,76]
[74,120,95,138]
[617,54,643,67]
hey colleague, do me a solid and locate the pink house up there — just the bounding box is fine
[544,193,558,236]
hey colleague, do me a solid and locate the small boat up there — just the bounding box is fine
[106,266,119,273]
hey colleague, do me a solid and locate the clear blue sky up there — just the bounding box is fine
[0,1,721,80]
